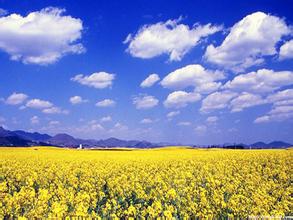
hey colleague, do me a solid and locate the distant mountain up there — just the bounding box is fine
[0,136,30,146]
[133,140,155,148]
[0,126,292,149]
[0,126,15,137]
[267,141,292,148]
[0,127,31,146]
[98,137,127,147]
[13,130,51,142]
[250,141,292,149]
[251,141,267,148]
[91,138,155,148]
[47,133,80,146]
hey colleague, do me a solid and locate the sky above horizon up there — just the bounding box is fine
[0,0,293,145]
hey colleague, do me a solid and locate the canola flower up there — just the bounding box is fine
[0,147,292,219]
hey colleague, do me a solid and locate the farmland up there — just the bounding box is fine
[0,147,292,219]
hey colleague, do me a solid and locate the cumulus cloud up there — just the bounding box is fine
[223,69,293,93]
[30,116,39,124]
[109,122,128,132]
[96,99,116,107]
[140,118,154,124]
[177,121,191,126]
[140,74,160,88]
[100,116,112,122]
[124,18,222,61]
[25,98,68,114]
[86,120,105,131]
[254,106,293,123]
[166,111,180,118]
[49,120,60,126]
[26,99,53,109]
[0,7,84,65]
[267,89,293,106]
[5,92,28,105]
[230,92,266,112]
[206,116,218,123]
[161,64,225,94]
[204,12,292,71]
[269,105,293,115]
[164,91,201,108]
[69,95,88,104]
[200,91,237,113]
[133,94,159,109]
[71,72,115,89]
[42,107,68,114]
[91,123,104,131]
[254,89,293,123]
[195,125,207,135]
[279,40,293,60]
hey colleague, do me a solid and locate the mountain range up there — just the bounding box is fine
[0,127,158,148]
[0,126,292,149]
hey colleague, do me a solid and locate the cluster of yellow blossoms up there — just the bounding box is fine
[0,147,292,219]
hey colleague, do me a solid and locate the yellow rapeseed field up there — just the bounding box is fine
[0,147,292,219]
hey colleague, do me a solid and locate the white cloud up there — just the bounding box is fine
[91,123,104,131]
[166,111,180,118]
[164,91,201,108]
[267,89,293,102]
[140,118,153,124]
[112,122,128,131]
[30,116,39,124]
[49,120,60,126]
[69,95,88,104]
[223,69,293,93]
[269,105,293,115]
[161,64,225,94]
[0,7,84,65]
[96,99,116,107]
[87,120,105,131]
[42,107,68,114]
[100,116,112,122]
[25,98,67,114]
[195,125,207,135]
[206,116,218,123]
[5,92,28,105]
[266,89,293,106]
[279,40,293,60]
[133,94,159,109]
[71,72,115,89]
[26,99,53,109]
[254,89,293,123]
[230,92,266,112]
[254,106,293,123]
[177,121,191,126]
[140,73,160,88]
[124,18,222,61]
[272,99,293,106]
[200,91,237,113]
[254,115,270,123]
[204,12,292,71]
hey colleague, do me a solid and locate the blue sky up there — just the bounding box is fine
[0,0,292,145]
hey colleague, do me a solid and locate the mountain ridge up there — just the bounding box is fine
[0,126,292,149]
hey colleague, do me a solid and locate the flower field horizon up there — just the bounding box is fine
[0,147,292,219]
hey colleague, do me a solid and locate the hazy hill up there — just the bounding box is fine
[250,141,291,149]
[13,130,51,142]
[0,126,292,149]
[47,133,80,146]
